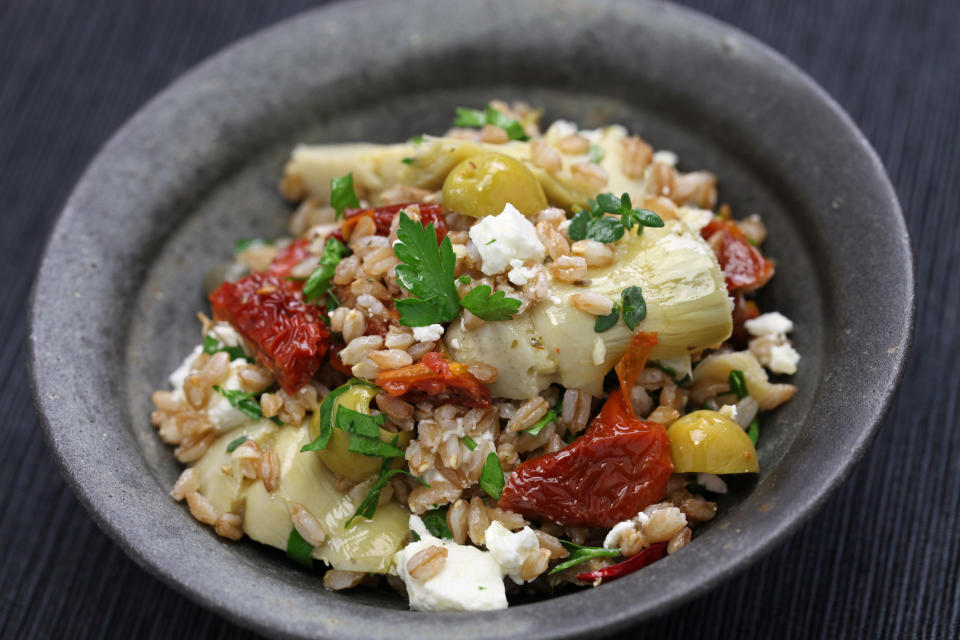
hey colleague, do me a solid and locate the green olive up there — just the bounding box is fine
[667,410,759,474]
[309,385,411,482]
[442,152,547,218]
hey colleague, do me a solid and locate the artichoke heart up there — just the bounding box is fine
[446,221,732,399]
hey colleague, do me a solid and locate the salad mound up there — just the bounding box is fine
[151,101,799,610]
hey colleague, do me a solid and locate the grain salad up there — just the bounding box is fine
[151,101,799,611]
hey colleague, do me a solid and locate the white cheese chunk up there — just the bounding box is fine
[696,473,728,495]
[468,204,545,276]
[395,516,507,611]
[718,404,738,422]
[768,343,800,375]
[483,522,541,585]
[169,345,203,390]
[603,512,651,550]
[652,150,678,166]
[744,312,794,337]
[205,360,254,431]
[412,324,445,343]
[507,259,538,286]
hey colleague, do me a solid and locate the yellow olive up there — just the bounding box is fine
[667,410,759,474]
[310,385,411,482]
[442,152,547,218]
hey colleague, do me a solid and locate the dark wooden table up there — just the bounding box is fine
[3,1,957,637]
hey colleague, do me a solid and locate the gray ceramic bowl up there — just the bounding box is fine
[28,0,914,638]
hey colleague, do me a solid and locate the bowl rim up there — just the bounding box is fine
[28,0,915,637]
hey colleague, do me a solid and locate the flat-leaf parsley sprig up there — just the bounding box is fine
[454,105,529,141]
[569,192,664,243]
[392,212,522,326]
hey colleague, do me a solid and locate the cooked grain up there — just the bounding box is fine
[569,162,609,191]
[408,480,460,514]
[407,545,449,580]
[185,491,218,526]
[681,497,718,523]
[642,505,687,543]
[667,526,692,554]
[621,136,653,179]
[556,134,590,155]
[507,397,549,432]
[259,449,280,493]
[174,431,215,463]
[465,361,498,384]
[170,468,199,502]
[534,530,569,559]
[260,392,282,418]
[568,291,614,316]
[447,499,469,545]
[339,335,384,366]
[214,513,244,540]
[548,255,588,283]
[647,406,680,426]
[560,389,592,434]
[570,240,615,267]
[537,220,571,260]
[520,548,551,582]
[369,349,414,371]
[324,570,366,591]
[531,139,562,172]
[467,496,491,546]
[290,502,328,546]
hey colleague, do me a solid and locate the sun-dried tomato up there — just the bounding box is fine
[264,238,312,280]
[614,331,658,406]
[340,202,447,242]
[209,273,330,394]
[576,542,668,584]
[498,390,673,527]
[701,219,774,293]
[375,351,491,408]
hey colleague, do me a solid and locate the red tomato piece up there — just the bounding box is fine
[375,351,491,408]
[209,273,330,394]
[264,238,312,280]
[701,219,774,292]
[341,202,447,243]
[498,390,673,527]
[614,331,658,407]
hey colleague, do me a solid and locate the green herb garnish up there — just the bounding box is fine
[393,212,520,325]
[214,386,264,421]
[594,304,620,333]
[728,370,748,400]
[409,134,425,145]
[549,540,620,574]
[202,335,247,361]
[747,418,759,444]
[303,237,349,303]
[422,507,453,539]
[336,406,404,458]
[462,436,478,451]
[286,528,314,568]
[620,286,647,330]
[457,275,472,285]
[587,143,605,164]
[525,390,564,437]
[301,380,380,452]
[480,452,505,499]
[234,237,263,254]
[569,192,664,243]
[346,455,427,528]
[401,157,415,165]
[225,435,248,453]
[330,173,360,220]
[453,105,528,141]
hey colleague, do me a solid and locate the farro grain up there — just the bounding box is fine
[642,505,687,542]
[548,255,588,283]
[465,361,498,384]
[681,497,718,523]
[537,220,571,260]
[407,545,449,580]
[667,526,692,554]
[238,364,273,393]
[467,496,491,546]
[568,291,613,316]
[350,278,391,302]
[339,335,384,366]
[185,491,218,526]
[570,162,609,191]
[384,326,415,350]
[214,513,244,540]
[182,374,209,410]
[619,528,646,556]
[647,162,677,197]
[630,386,653,417]
[408,480,460,514]
[260,392,282,418]
[348,215,377,242]
[351,358,380,380]
[259,449,281,493]
[570,240,615,267]
[170,468,199,502]
[533,530,569,559]
[530,139,562,172]
[152,390,182,412]
[647,406,680,426]
[556,134,590,155]
[376,393,414,421]
[673,171,717,209]
[363,246,399,278]
[485,506,527,530]
[560,389,592,434]
[369,349,414,371]
[642,195,680,221]
[406,341,435,361]
[520,548,551,582]
[175,431,215,463]
[379,184,432,206]
[324,570,366,591]
[447,499,469,545]
[478,124,509,144]
[621,136,653,179]
[333,255,361,285]
[290,502,327,546]
[507,397,549,432]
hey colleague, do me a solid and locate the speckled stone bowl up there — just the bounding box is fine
[28,1,914,637]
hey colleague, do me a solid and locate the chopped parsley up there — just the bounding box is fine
[747,418,760,444]
[214,386,269,422]
[346,457,427,528]
[301,379,380,452]
[336,406,405,458]
[569,192,664,243]
[393,212,520,325]
[202,335,247,361]
[549,540,620,574]
[330,173,360,220]
[422,507,453,539]
[303,237,349,303]
[409,134,425,145]
[480,452,505,499]
[453,105,529,141]
[234,237,263,254]
[620,286,647,330]
[728,370,748,400]
[401,157,415,165]
[225,435,248,453]
[462,436,478,451]
[525,390,564,437]
[286,528,314,568]
[594,304,620,333]
[587,143,605,164]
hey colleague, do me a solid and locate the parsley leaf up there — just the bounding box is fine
[457,275,472,285]
[330,173,360,220]
[393,212,461,326]
[422,507,453,539]
[203,335,247,361]
[346,456,427,528]
[234,238,263,254]
[214,386,264,421]
[301,379,379,452]
[747,418,760,444]
[462,436,478,451]
[460,285,522,321]
[286,529,314,568]
[225,435,248,453]
[303,237,349,303]
[409,134,425,145]
[453,105,528,141]
[336,406,405,458]
[480,452,505,499]
[594,303,620,333]
[728,370,748,400]
[621,286,647,330]
[401,157,415,165]
[588,143,605,164]
[525,389,564,437]
[549,540,620,574]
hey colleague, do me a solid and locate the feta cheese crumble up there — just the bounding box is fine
[603,512,651,550]
[507,259,538,286]
[718,404,739,422]
[468,204,545,276]
[483,521,541,585]
[412,324,444,343]
[394,516,507,611]
[744,312,794,337]
[745,312,800,375]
